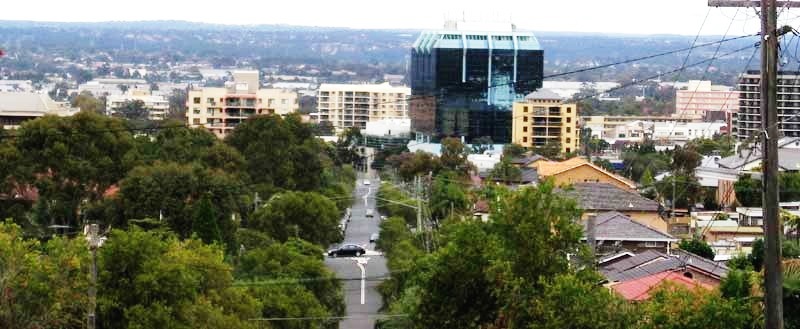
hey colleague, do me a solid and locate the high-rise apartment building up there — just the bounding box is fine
[186,71,298,138]
[734,71,800,140]
[511,89,578,154]
[674,80,738,121]
[316,83,410,130]
[410,21,544,143]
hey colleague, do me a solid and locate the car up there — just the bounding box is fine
[366,209,374,217]
[363,180,371,186]
[328,244,366,257]
[380,215,387,221]
[369,233,379,243]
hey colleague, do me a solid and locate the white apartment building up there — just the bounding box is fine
[317,83,410,130]
[106,91,169,120]
[673,80,738,121]
[186,70,299,138]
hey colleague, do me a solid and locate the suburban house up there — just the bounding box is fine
[533,157,637,190]
[692,212,763,260]
[610,271,712,301]
[561,182,667,233]
[584,212,677,255]
[695,137,800,207]
[600,249,729,288]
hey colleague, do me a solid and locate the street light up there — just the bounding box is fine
[84,224,107,329]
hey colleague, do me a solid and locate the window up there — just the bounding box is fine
[466,35,488,40]
[441,34,461,40]
[566,138,571,144]
[523,137,528,143]
[644,241,661,248]
[523,106,528,113]
[566,147,571,153]
[492,35,513,41]
[566,107,572,113]
[193,97,201,104]
[523,126,528,132]
[566,127,571,133]
[523,116,528,122]
[206,109,214,115]
[193,108,200,114]
[566,117,571,123]
[192,118,200,124]
[517,36,531,41]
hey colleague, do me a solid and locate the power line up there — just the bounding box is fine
[248,313,408,322]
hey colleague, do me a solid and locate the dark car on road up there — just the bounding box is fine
[328,244,366,257]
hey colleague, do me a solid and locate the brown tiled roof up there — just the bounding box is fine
[561,182,659,212]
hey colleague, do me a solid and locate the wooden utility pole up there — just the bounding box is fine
[708,1,797,327]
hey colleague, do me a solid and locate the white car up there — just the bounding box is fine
[363,180,371,186]
[366,209,374,217]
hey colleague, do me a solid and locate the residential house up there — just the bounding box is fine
[561,182,667,233]
[600,249,729,287]
[0,92,78,129]
[534,157,637,191]
[610,271,713,301]
[584,212,677,255]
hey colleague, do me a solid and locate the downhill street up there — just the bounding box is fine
[325,173,388,329]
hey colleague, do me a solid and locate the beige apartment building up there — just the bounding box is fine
[512,89,579,154]
[317,83,410,130]
[107,90,169,121]
[674,80,738,121]
[186,71,298,138]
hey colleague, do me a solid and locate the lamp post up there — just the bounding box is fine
[84,224,106,329]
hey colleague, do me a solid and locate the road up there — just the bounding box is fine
[325,173,388,329]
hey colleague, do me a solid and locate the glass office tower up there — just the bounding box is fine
[410,23,544,143]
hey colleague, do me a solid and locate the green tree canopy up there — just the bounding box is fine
[226,114,326,191]
[249,191,341,246]
[678,238,715,260]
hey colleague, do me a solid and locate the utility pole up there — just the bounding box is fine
[708,1,798,327]
[84,224,105,329]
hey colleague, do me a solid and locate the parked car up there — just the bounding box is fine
[328,244,366,257]
[369,233,379,243]
[363,179,371,186]
[366,209,374,217]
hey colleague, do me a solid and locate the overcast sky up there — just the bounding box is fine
[3,0,795,35]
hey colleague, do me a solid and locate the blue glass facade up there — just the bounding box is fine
[410,31,544,143]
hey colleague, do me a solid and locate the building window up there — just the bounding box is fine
[566,127,571,133]
[193,109,201,114]
[523,126,528,132]
[193,97,201,104]
[566,107,572,113]
[566,147,571,153]
[566,117,571,123]
[523,106,528,113]
[523,116,528,122]
[207,98,214,103]
[644,241,661,248]
[566,138,571,144]
[523,137,528,143]
[192,118,200,124]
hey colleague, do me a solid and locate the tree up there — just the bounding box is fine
[532,140,562,158]
[249,191,341,246]
[333,127,363,167]
[785,260,800,329]
[429,171,470,220]
[734,174,761,207]
[117,99,149,121]
[118,162,244,245]
[640,284,752,329]
[16,112,135,228]
[0,221,89,329]
[502,143,527,158]
[192,193,223,244]
[167,88,187,120]
[489,157,522,183]
[678,238,715,260]
[71,91,105,113]
[671,145,702,175]
[226,114,326,191]
[749,238,765,271]
[528,274,638,329]
[440,137,470,174]
[387,151,441,182]
[98,228,259,329]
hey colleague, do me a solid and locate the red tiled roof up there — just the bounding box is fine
[610,271,712,301]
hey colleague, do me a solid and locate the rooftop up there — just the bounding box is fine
[0,92,76,116]
[524,88,564,101]
[318,82,410,93]
[610,271,712,301]
[584,212,676,242]
[561,182,659,212]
